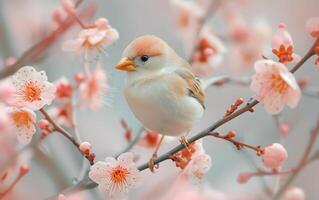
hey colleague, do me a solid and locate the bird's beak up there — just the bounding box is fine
[115,57,136,71]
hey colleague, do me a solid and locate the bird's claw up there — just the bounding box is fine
[180,136,191,151]
[148,153,159,173]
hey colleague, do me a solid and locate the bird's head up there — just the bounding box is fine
[115,35,178,74]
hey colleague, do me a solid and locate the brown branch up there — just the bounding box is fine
[114,126,144,158]
[0,0,90,79]
[39,108,94,165]
[273,118,319,199]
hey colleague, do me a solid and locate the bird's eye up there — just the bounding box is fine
[140,55,149,62]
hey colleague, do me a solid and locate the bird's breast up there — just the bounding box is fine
[124,76,204,136]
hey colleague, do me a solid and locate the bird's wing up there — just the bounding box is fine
[174,68,206,109]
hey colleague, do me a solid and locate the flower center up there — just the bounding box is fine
[83,40,102,49]
[271,74,288,94]
[23,81,41,102]
[12,111,32,127]
[196,38,216,63]
[111,166,129,184]
[272,44,294,63]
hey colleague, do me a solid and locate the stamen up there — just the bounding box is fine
[111,166,129,184]
[271,74,288,94]
[12,111,32,127]
[23,81,41,102]
[272,44,294,63]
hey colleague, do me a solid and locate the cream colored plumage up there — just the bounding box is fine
[115,35,205,170]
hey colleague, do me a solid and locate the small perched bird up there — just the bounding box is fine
[115,35,205,171]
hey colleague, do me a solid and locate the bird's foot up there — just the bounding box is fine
[148,153,159,173]
[180,136,191,151]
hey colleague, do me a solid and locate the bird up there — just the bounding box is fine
[115,35,205,171]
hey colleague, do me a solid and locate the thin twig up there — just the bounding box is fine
[209,132,264,155]
[39,108,94,165]
[114,126,144,158]
[0,171,27,198]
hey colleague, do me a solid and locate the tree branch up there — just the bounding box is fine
[39,108,94,165]
[209,132,264,155]
[0,0,89,79]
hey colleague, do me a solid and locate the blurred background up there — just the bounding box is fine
[0,0,319,199]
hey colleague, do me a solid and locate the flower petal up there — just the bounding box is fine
[89,161,110,183]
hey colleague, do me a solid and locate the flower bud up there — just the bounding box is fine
[80,142,92,155]
[37,119,50,129]
[262,143,288,168]
[282,187,305,200]
[306,17,319,38]
[237,172,253,184]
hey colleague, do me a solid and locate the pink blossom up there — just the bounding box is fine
[160,180,227,200]
[61,0,76,14]
[279,122,290,135]
[89,152,140,200]
[282,187,305,200]
[58,193,87,200]
[62,18,119,60]
[55,77,73,100]
[250,60,301,114]
[0,104,11,134]
[95,18,109,29]
[10,66,56,111]
[223,4,250,43]
[52,6,67,26]
[237,172,253,184]
[74,72,85,84]
[79,142,92,154]
[6,107,37,144]
[79,65,109,110]
[191,28,226,77]
[3,0,55,49]
[262,143,288,168]
[226,15,271,70]
[37,119,50,130]
[47,103,73,127]
[58,194,66,200]
[171,0,204,30]
[0,80,15,104]
[179,153,211,184]
[306,17,319,38]
[272,23,300,63]
[176,140,211,185]
[170,0,204,54]
[4,57,17,66]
